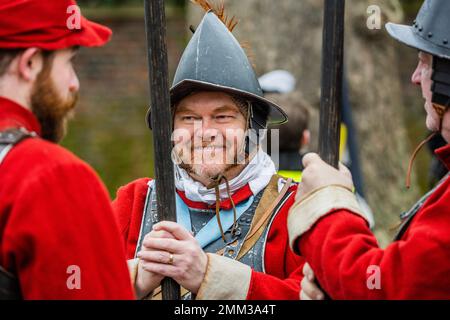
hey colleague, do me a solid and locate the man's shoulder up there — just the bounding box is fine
[113,177,153,241]
[271,176,298,215]
[429,173,450,207]
[114,177,153,205]
[5,137,97,179]
[117,177,153,195]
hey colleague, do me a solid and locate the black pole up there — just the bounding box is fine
[319,0,346,168]
[342,71,365,196]
[144,0,180,300]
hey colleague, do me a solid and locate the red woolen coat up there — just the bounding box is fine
[296,145,450,299]
[113,177,305,300]
[0,97,134,299]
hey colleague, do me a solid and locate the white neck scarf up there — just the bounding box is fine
[174,149,276,205]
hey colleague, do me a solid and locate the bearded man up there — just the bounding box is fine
[113,10,307,300]
[0,0,134,299]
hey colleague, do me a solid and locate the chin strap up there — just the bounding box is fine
[206,174,239,242]
[201,150,254,243]
[405,103,446,189]
[405,131,438,189]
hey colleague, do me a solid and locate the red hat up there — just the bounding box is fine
[0,0,112,50]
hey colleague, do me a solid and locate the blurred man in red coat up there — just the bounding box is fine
[289,0,450,299]
[0,0,134,299]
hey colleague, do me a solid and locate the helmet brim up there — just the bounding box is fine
[147,80,289,129]
[386,22,450,59]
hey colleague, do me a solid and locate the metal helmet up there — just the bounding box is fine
[146,11,288,131]
[386,0,450,113]
[386,0,450,59]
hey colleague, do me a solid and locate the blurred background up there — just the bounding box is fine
[69,0,443,246]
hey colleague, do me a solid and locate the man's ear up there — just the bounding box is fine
[301,129,311,149]
[17,48,43,82]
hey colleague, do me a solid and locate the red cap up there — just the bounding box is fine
[0,0,112,50]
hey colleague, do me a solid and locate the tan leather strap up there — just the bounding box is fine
[246,176,292,241]
[406,102,446,189]
[236,175,293,261]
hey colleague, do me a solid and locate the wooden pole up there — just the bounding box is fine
[144,0,180,300]
[319,0,346,168]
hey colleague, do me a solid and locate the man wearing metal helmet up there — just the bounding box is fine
[0,1,134,299]
[113,8,306,300]
[288,0,450,299]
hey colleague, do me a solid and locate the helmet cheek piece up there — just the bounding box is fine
[431,56,450,130]
[146,102,177,132]
[244,103,268,156]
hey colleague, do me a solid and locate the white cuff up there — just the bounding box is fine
[196,253,251,300]
[128,258,156,300]
[127,258,139,285]
[288,186,367,252]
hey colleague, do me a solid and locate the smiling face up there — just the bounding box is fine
[172,91,248,179]
[411,52,450,142]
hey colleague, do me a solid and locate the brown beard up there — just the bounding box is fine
[177,141,248,180]
[30,56,78,143]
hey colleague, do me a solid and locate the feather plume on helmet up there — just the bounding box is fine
[189,0,255,67]
[190,0,238,32]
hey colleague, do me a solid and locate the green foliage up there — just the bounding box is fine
[62,98,155,198]
[399,0,422,17]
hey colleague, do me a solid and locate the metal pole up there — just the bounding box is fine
[144,0,180,300]
[319,0,346,168]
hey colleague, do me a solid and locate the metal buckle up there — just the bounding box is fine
[223,223,242,245]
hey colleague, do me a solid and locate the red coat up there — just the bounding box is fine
[0,97,134,299]
[113,177,305,300]
[296,145,450,299]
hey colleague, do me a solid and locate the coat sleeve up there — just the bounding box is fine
[246,263,304,300]
[195,253,304,300]
[292,184,450,299]
[111,178,151,259]
[3,161,135,300]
